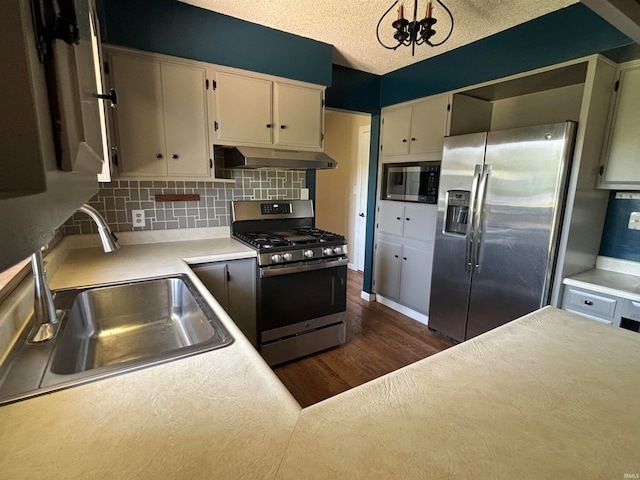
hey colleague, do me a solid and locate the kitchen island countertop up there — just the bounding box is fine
[0,236,639,479]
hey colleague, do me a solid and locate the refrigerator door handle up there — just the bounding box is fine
[472,166,491,273]
[465,165,482,273]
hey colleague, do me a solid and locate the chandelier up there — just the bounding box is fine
[377,0,454,55]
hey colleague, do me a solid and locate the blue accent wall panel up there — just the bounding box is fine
[97,0,332,86]
[363,114,381,293]
[600,192,640,262]
[380,3,632,107]
[326,65,381,114]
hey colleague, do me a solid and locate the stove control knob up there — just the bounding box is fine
[271,254,283,263]
[283,253,293,261]
[333,247,343,255]
[323,247,333,256]
[304,249,314,259]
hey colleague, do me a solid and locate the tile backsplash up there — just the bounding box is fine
[63,169,306,234]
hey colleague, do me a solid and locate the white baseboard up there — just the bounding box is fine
[348,263,357,271]
[360,291,375,302]
[375,295,429,326]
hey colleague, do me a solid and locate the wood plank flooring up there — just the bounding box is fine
[272,269,455,407]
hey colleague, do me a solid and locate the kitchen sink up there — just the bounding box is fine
[0,275,233,405]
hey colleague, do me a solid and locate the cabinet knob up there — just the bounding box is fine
[396,217,401,220]
[156,153,163,159]
[359,213,365,218]
[280,125,287,129]
[403,257,407,261]
[172,154,179,159]
[394,255,399,258]
[411,138,416,141]
[402,139,407,143]
[266,124,272,128]
[584,300,594,306]
[406,218,410,221]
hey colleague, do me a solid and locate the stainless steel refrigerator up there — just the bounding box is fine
[428,121,576,342]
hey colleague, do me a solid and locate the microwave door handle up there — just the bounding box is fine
[465,165,482,273]
[472,166,490,274]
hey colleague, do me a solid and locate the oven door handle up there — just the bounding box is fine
[260,258,349,278]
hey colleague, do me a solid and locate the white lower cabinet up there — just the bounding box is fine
[374,203,437,317]
[561,285,621,326]
[191,258,257,346]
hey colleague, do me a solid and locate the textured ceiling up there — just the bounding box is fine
[180,0,579,75]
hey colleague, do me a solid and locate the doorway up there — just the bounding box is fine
[315,110,371,271]
[354,125,370,272]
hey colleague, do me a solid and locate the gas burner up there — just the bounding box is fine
[235,232,289,248]
[294,227,345,243]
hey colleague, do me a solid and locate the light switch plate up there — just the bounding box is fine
[629,212,640,230]
[132,209,145,227]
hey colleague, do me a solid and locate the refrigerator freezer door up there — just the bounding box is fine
[428,132,487,342]
[464,122,575,339]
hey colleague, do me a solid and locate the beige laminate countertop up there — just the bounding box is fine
[1,237,639,479]
[563,268,640,302]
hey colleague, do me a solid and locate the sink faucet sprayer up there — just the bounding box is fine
[29,204,120,343]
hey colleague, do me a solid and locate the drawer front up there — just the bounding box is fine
[563,287,618,321]
[622,299,640,321]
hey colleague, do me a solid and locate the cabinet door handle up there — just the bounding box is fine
[172,154,179,159]
[156,153,163,159]
[266,124,272,128]
[402,139,407,143]
[406,218,410,221]
[403,257,407,261]
[584,300,594,306]
[394,255,399,258]
[411,137,416,141]
[396,217,401,220]
[280,125,287,129]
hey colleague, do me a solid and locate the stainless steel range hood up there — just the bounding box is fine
[222,146,337,170]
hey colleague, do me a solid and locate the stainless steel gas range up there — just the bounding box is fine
[231,200,348,366]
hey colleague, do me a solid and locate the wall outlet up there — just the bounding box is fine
[300,188,309,200]
[132,209,145,227]
[629,212,640,230]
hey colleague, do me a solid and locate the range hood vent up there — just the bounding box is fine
[221,146,337,170]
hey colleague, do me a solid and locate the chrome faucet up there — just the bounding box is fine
[29,204,120,343]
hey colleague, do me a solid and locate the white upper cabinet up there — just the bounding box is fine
[599,61,640,189]
[274,83,323,149]
[380,105,412,156]
[381,95,450,160]
[213,70,325,151]
[108,48,210,178]
[213,71,273,146]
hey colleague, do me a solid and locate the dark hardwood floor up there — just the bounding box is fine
[272,269,455,407]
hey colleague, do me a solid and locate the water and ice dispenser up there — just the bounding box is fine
[444,190,470,236]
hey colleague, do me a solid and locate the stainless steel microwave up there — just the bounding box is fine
[381,162,440,203]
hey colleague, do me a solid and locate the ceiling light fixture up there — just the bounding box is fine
[377,0,454,56]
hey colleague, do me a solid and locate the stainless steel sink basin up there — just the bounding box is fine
[0,275,233,405]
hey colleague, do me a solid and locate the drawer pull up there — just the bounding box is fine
[584,300,594,306]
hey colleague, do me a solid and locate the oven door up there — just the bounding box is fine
[258,259,347,335]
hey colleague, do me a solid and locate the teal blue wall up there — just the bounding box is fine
[97,0,332,86]
[600,193,640,261]
[380,3,632,107]
[326,65,381,114]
